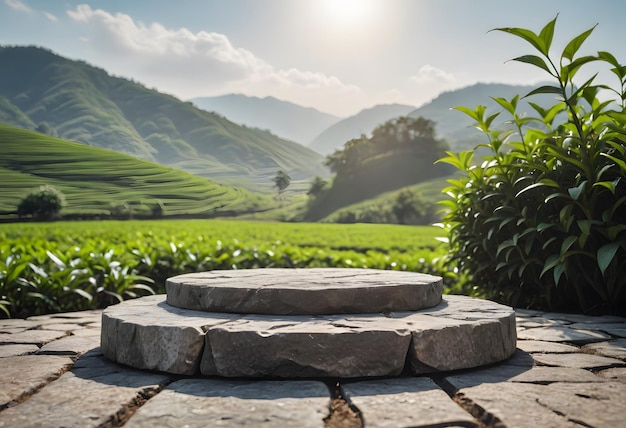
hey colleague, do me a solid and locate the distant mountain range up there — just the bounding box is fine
[308,104,417,155]
[408,82,553,151]
[193,87,549,160]
[0,46,325,190]
[191,94,341,145]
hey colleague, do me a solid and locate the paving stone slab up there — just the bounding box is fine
[517,326,611,344]
[167,268,443,315]
[125,379,330,428]
[0,329,69,345]
[516,340,580,354]
[0,344,39,358]
[505,349,536,367]
[516,317,570,328]
[597,367,626,382]
[0,355,73,409]
[0,327,31,334]
[200,314,412,377]
[37,334,101,356]
[0,353,171,428]
[538,382,626,427]
[582,339,626,360]
[101,295,239,375]
[37,323,84,332]
[342,377,476,427]
[445,381,578,427]
[532,352,624,369]
[445,364,603,386]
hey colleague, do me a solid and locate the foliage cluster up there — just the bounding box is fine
[306,117,453,221]
[0,220,449,318]
[439,17,626,315]
[17,185,66,220]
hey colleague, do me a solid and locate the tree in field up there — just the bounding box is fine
[273,170,291,196]
[307,176,328,197]
[17,185,66,220]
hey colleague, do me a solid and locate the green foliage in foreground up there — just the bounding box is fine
[438,17,626,315]
[0,220,449,318]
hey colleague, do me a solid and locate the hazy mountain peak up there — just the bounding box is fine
[191,93,341,144]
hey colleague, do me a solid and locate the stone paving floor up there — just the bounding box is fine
[0,306,625,427]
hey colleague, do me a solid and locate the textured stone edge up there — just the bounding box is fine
[101,294,516,378]
[166,268,443,315]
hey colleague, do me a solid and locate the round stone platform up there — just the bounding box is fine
[166,268,443,315]
[101,268,517,378]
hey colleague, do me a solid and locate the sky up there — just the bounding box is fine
[1,0,625,117]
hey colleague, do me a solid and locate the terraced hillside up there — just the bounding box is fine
[0,125,272,217]
[0,46,326,190]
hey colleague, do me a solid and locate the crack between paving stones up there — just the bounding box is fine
[432,377,503,428]
[323,380,363,428]
[534,398,594,428]
[0,359,74,412]
[102,378,174,428]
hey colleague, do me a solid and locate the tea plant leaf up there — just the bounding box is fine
[510,55,553,75]
[46,251,66,269]
[524,85,562,98]
[568,181,587,200]
[493,26,546,55]
[562,25,596,61]
[538,15,558,54]
[598,242,620,275]
[71,288,93,301]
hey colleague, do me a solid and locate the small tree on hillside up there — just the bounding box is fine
[273,170,291,197]
[17,185,66,220]
[307,176,328,197]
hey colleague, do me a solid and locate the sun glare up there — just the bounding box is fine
[320,0,379,28]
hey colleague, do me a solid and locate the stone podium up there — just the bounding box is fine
[101,268,516,377]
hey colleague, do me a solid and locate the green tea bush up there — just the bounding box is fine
[0,220,450,318]
[438,17,626,315]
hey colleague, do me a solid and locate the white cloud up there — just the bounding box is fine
[410,65,457,85]
[5,0,31,13]
[66,4,363,116]
[44,11,57,22]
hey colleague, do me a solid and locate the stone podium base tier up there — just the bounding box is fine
[165,268,444,314]
[101,269,517,378]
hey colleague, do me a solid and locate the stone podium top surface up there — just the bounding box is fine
[165,268,443,314]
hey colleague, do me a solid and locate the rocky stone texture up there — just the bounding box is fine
[125,379,330,428]
[200,314,411,377]
[166,268,443,314]
[101,294,516,377]
[0,350,171,428]
[1,307,626,426]
[393,295,517,373]
[101,295,239,375]
[0,355,74,409]
[342,378,476,427]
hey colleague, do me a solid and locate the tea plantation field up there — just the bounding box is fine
[0,219,451,318]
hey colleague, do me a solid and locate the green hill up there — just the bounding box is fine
[0,46,326,190]
[0,124,273,218]
[319,176,452,225]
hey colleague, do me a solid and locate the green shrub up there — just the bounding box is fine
[17,185,66,220]
[438,17,626,315]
